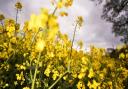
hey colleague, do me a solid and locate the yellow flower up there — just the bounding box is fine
[28,14,38,30]
[52,70,59,80]
[77,80,85,89]
[81,57,88,65]
[77,16,84,27]
[40,8,49,27]
[6,26,15,32]
[88,68,94,78]
[72,73,77,78]
[125,53,128,58]
[48,15,58,28]
[28,9,49,31]
[23,87,30,89]
[77,40,83,49]
[15,2,22,9]
[16,64,26,70]
[10,37,16,44]
[35,39,45,52]
[81,66,88,72]
[16,71,25,81]
[48,27,59,40]
[20,65,26,70]
[92,80,100,88]
[78,72,85,79]
[47,52,54,57]
[108,81,112,87]
[63,75,67,80]
[119,53,125,59]
[87,80,100,89]
[44,65,51,77]
[99,73,104,80]
[59,11,68,17]
[14,81,18,85]
[0,14,5,21]
[65,0,73,7]
[57,2,63,8]
[47,15,59,40]
[16,74,22,80]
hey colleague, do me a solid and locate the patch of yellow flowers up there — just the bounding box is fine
[0,0,128,89]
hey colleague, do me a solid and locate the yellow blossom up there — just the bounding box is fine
[35,39,45,52]
[10,37,16,44]
[48,15,58,28]
[16,71,25,81]
[119,53,125,59]
[64,0,73,7]
[0,14,5,21]
[57,2,63,8]
[59,11,68,17]
[77,80,85,89]
[81,66,88,72]
[52,70,59,80]
[16,74,22,80]
[81,57,88,65]
[108,81,112,88]
[20,65,26,70]
[77,40,83,49]
[88,68,94,78]
[14,81,18,85]
[63,75,67,80]
[78,72,85,79]
[28,9,49,31]
[44,65,51,77]
[77,16,84,27]
[72,73,77,78]
[15,2,22,9]
[99,73,104,80]
[23,87,30,89]
[87,80,100,89]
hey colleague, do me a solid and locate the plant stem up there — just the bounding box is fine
[68,23,78,72]
[52,7,58,15]
[0,21,4,32]
[48,23,78,89]
[0,21,4,39]
[30,30,40,47]
[48,71,68,89]
[15,9,18,36]
[31,52,41,89]
[15,9,18,24]
[29,29,41,82]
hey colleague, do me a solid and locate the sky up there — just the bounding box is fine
[0,0,121,50]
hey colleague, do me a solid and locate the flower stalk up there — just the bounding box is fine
[68,22,78,73]
[31,52,41,89]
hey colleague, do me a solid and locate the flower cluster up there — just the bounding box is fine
[0,0,128,89]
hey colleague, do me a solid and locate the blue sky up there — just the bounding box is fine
[0,0,121,49]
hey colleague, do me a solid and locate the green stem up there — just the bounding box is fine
[0,21,4,32]
[48,23,78,89]
[68,23,78,72]
[30,69,33,82]
[15,9,18,24]
[31,52,41,89]
[29,30,40,80]
[15,9,19,36]
[48,71,68,89]
[30,30,40,47]
[52,7,58,15]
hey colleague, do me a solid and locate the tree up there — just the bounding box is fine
[91,0,128,44]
